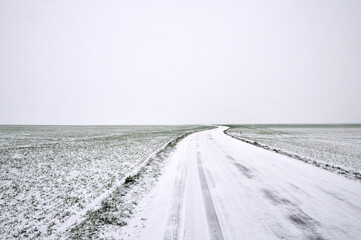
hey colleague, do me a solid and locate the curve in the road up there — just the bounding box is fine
[121,126,361,240]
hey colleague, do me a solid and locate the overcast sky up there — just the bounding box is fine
[1,0,360,125]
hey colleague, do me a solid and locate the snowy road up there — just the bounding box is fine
[121,127,361,240]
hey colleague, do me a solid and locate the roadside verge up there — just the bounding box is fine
[223,128,361,181]
[64,129,208,239]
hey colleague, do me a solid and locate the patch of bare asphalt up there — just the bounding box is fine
[225,155,254,179]
[262,188,325,240]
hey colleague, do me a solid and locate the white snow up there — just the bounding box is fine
[0,125,209,239]
[226,125,361,177]
[121,126,361,239]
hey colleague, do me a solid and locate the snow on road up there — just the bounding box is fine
[120,127,361,240]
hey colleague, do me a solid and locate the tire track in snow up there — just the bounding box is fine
[225,155,254,179]
[218,136,324,239]
[197,151,224,240]
[261,188,325,240]
[163,141,190,240]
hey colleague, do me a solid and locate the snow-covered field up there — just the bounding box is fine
[226,124,361,180]
[0,125,210,239]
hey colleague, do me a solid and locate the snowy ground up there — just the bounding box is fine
[0,125,210,239]
[121,126,361,240]
[226,124,361,180]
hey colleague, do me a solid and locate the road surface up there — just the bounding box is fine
[121,127,361,240]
